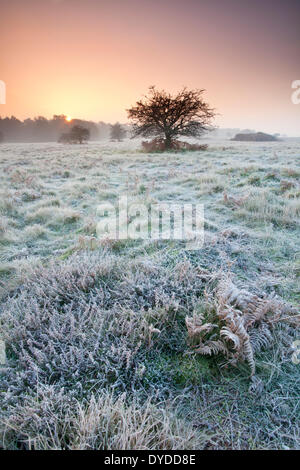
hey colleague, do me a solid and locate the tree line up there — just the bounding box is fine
[0,115,127,143]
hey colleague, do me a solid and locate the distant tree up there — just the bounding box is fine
[110,122,126,141]
[0,115,101,143]
[58,133,72,144]
[127,86,216,150]
[70,125,90,144]
[58,126,90,144]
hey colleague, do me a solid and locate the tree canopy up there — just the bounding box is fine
[127,86,216,149]
[58,125,90,144]
[110,122,126,141]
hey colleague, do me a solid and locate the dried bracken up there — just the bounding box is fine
[186,278,299,377]
[223,191,249,207]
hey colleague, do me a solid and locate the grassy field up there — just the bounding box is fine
[0,139,299,449]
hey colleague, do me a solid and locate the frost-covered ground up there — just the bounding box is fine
[0,139,299,449]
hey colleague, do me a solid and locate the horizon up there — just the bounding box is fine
[0,113,297,138]
[1,0,300,136]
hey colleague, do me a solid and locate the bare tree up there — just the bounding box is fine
[110,122,126,141]
[127,86,216,150]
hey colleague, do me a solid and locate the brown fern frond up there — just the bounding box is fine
[194,340,228,356]
[243,338,256,376]
[185,276,298,378]
[220,326,241,350]
[250,324,273,353]
[185,315,218,339]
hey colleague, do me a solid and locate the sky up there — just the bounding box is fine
[1,0,300,135]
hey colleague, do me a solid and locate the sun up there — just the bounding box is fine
[65,115,72,122]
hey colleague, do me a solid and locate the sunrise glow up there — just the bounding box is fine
[0,0,299,134]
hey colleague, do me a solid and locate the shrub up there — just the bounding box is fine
[142,138,208,152]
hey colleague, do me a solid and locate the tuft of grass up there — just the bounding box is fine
[26,207,81,225]
[1,387,209,450]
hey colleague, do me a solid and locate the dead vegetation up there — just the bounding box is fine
[223,191,249,207]
[142,138,208,152]
[186,278,299,377]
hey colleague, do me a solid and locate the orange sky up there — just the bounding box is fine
[1,0,300,135]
